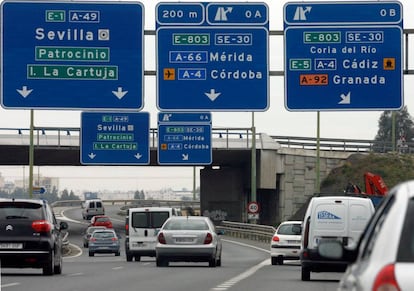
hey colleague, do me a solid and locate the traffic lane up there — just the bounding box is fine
[1,238,271,291]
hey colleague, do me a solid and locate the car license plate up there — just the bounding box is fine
[175,237,193,243]
[0,243,23,249]
[133,242,146,248]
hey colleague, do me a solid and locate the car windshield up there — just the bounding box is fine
[277,223,302,235]
[396,197,414,262]
[0,202,44,220]
[164,219,209,230]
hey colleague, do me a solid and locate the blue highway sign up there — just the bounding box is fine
[158,112,212,165]
[81,112,150,165]
[284,1,403,111]
[1,1,144,110]
[156,2,269,111]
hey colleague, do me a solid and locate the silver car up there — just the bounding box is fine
[155,216,222,267]
[318,180,414,291]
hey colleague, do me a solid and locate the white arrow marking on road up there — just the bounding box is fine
[16,86,33,98]
[205,89,221,101]
[182,154,189,160]
[134,153,142,160]
[112,87,128,99]
[339,92,351,104]
[88,153,96,159]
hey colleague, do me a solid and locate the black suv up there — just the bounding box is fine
[0,198,68,275]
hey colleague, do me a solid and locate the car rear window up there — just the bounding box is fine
[164,219,209,231]
[396,197,414,262]
[93,231,115,239]
[131,211,170,228]
[0,202,44,220]
[278,223,302,235]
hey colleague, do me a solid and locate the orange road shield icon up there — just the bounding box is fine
[383,58,395,70]
[163,68,175,80]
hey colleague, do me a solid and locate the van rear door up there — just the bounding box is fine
[312,199,348,248]
[130,211,170,241]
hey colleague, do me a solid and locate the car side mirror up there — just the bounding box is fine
[60,221,68,230]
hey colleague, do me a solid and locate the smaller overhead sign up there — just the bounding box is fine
[33,186,46,195]
[157,112,212,165]
[81,112,150,165]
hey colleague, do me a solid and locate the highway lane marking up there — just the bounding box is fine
[112,267,123,270]
[211,239,270,291]
[1,282,21,288]
[66,272,84,277]
[210,259,269,291]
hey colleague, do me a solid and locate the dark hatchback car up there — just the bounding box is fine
[0,198,68,275]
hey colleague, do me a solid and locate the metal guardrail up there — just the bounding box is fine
[217,221,276,243]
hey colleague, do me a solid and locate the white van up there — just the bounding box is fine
[125,207,181,262]
[82,199,105,220]
[300,196,375,281]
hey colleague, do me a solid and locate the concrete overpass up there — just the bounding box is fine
[0,127,359,225]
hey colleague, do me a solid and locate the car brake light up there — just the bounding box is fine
[373,264,401,291]
[303,217,310,248]
[90,238,96,242]
[204,233,213,244]
[112,237,118,241]
[125,224,129,235]
[272,236,280,242]
[158,232,166,244]
[32,220,52,233]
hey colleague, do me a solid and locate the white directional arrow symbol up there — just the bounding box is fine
[204,89,221,101]
[88,153,96,159]
[339,92,351,104]
[134,153,142,160]
[16,86,33,98]
[112,87,128,99]
[182,154,189,161]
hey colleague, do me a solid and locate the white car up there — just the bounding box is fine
[317,180,414,291]
[270,221,302,265]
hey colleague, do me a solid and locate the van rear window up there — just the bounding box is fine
[131,211,170,228]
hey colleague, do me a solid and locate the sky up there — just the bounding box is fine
[0,0,413,193]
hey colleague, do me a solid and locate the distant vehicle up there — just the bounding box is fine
[82,199,105,220]
[90,215,112,228]
[88,229,120,257]
[300,196,375,281]
[0,198,68,275]
[319,180,414,291]
[155,216,222,267]
[82,226,107,247]
[270,220,302,265]
[125,207,181,262]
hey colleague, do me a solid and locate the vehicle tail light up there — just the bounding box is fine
[112,237,118,241]
[90,238,96,242]
[32,220,52,233]
[204,233,213,244]
[125,224,129,235]
[158,232,166,244]
[373,264,401,291]
[303,217,310,248]
[272,236,280,242]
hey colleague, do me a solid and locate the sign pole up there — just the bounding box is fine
[29,109,34,198]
